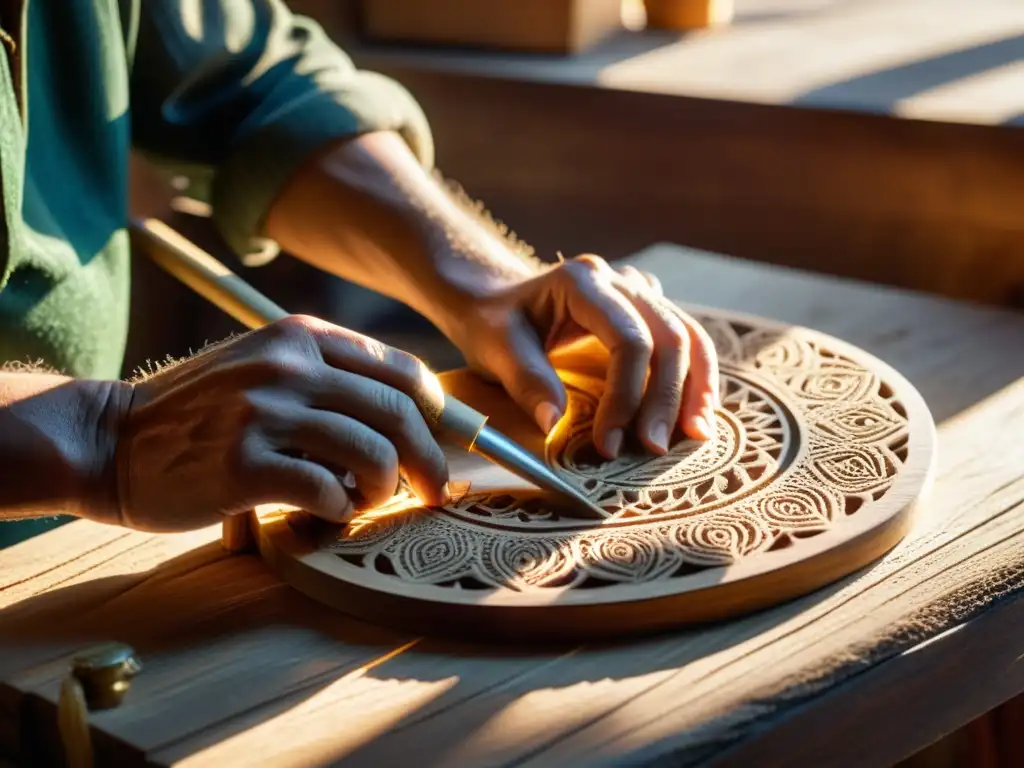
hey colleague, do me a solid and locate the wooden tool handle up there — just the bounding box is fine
[128,217,487,435]
[433,396,488,451]
[130,218,288,328]
[128,218,489,546]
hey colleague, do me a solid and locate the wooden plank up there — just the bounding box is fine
[3,244,1023,766]
[705,589,1024,767]
[154,371,1024,767]
[526,382,1024,766]
[0,531,413,766]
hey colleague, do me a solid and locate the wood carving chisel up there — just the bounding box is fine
[128,216,607,521]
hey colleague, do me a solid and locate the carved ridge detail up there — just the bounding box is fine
[327,317,912,593]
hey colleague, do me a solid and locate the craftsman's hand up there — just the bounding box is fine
[104,316,450,532]
[446,255,720,458]
[261,130,717,457]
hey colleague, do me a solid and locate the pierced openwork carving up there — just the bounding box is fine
[318,314,916,589]
[258,308,934,639]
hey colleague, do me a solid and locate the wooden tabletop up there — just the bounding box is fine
[346,0,1024,128]
[3,243,1024,766]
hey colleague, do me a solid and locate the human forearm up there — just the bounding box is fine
[262,129,719,449]
[0,373,122,522]
[263,130,546,339]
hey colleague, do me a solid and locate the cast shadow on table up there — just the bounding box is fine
[0,538,891,766]
[791,32,1024,114]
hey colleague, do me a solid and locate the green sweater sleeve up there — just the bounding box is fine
[127,0,434,263]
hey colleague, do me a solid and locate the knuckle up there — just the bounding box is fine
[235,391,264,423]
[265,315,321,357]
[273,314,315,339]
[288,313,324,332]
[302,472,343,514]
[348,331,390,363]
[227,429,263,480]
[618,264,641,280]
[662,318,690,355]
[270,353,309,381]
[618,327,655,359]
[376,386,420,426]
[390,350,444,414]
[389,348,431,389]
[361,433,400,477]
[667,330,688,355]
[519,362,555,387]
[571,253,609,273]
[561,257,603,285]
[232,389,282,428]
[642,271,663,294]
[249,352,309,387]
[655,377,685,405]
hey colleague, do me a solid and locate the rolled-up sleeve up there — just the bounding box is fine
[128,0,434,262]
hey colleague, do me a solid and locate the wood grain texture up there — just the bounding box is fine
[253,307,936,641]
[2,244,1023,767]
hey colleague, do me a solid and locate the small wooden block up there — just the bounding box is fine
[361,0,623,53]
[220,513,254,553]
[253,306,937,643]
[643,0,734,29]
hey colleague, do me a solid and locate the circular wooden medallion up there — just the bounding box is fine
[254,307,936,641]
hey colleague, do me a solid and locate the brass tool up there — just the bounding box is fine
[58,642,141,768]
[128,217,607,524]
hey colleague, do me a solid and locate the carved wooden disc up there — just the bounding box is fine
[253,307,936,641]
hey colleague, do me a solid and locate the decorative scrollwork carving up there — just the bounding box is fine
[575,531,682,583]
[673,511,773,566]
[325,316,913,594]
[478,536,577,590]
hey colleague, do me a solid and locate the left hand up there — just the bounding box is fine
[445,254,720,459]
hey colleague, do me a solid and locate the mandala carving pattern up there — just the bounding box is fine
[324,316,913,593]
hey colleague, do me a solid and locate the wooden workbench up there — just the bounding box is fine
[3,242,1024,766]
[311,0,1024,307]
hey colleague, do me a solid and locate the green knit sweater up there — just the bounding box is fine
[0,0,433,547]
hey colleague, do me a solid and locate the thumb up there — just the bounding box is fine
[487,318,567,436]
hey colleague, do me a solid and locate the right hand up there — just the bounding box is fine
[103,315,451,532]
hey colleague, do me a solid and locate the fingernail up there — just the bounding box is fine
[649,421,669,454]
[534,401,562,434]
[440,482,453,506]
[603,428,624,459]
[339,501,356,523]
[692,415,713,440]
[448,480,472,504]
[704,407,717,434]
[707,388,722,410]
